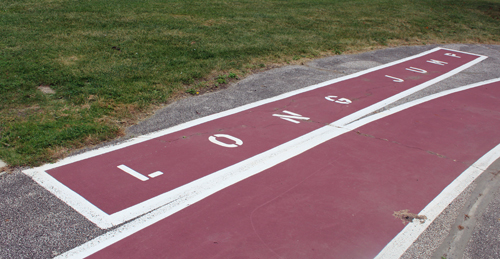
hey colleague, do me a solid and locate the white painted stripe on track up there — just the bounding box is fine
[23,48,487,229]
[55,77,500,259]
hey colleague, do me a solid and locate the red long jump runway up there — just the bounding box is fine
[79,79,500,259]
[24,48,485,230]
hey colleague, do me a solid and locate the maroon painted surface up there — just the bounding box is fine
[89,81,500,258]
[46,49,480,215]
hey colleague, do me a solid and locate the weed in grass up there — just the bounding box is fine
[185,88,197,95]
[185,88,199,95]
[216,75,227,84]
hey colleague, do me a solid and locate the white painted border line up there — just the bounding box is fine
[23,48,488,229]
[55,78,500,259]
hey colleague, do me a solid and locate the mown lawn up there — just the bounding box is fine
[1,0,499,167]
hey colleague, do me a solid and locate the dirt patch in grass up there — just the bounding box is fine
[57,55,80,66]
[37,85,56,94]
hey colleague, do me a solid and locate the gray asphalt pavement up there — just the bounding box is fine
[1,44,499,258]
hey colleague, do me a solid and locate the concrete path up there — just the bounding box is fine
[1,44,500,258]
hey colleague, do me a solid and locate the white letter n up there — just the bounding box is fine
[273,110,310,124]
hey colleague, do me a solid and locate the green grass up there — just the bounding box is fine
[1,0,499,167]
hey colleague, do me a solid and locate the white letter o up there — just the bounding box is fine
[208,134,243,148]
